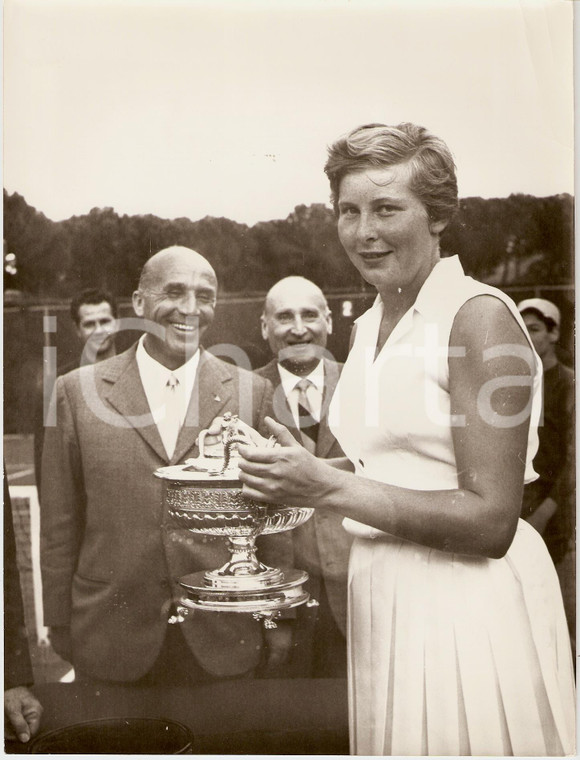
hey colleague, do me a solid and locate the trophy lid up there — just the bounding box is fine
[154,413,257,486]
[154,456,242,485]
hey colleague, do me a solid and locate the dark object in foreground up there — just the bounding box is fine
[28,717,192,754]
[5,678,348,755]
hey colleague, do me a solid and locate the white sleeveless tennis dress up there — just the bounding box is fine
[328,256,575,756]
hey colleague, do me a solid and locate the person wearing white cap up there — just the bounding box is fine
[517,297,561,332]
[518,298,575,648]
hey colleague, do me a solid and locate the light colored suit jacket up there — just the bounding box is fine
[40,345,275,682]
[255,358,353,635]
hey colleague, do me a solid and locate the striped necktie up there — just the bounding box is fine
[295,378,319,454]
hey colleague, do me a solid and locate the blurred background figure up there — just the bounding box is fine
[4,475,43,745]
[69,288,118,366]
[518,298,575,648]
[256,276,352,677]
[34,288,118,490]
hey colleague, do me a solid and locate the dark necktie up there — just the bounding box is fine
[295,378,319,454]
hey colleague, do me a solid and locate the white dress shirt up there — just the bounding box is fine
[135,336,200,455]
[277,360,324,426]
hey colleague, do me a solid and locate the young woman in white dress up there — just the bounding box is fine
[237,123,575,756]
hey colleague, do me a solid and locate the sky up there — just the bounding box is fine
[3,0,574,226]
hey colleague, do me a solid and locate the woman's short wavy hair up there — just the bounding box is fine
[324,122,459,226]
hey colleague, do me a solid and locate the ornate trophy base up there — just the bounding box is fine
[179,570,309,612]
[177,568,309,623]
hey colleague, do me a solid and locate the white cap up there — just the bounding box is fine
[517,298,560,327]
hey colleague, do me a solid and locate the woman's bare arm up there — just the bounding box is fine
[238,297,535,558]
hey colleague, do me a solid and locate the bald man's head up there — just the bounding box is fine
[138,246,216,293]
[261,276,332,376]
[132,246,217,370]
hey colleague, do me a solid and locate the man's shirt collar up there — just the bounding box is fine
[277,359,325,396]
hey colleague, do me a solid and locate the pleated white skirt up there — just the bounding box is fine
[347,519,575,756]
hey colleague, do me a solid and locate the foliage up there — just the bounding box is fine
[3,190,574,298]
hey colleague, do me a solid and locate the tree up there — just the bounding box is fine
[3,189,573,298]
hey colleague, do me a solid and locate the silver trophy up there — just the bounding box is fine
[155,414,314,627]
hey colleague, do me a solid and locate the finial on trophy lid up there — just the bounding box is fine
[185,412,256,477]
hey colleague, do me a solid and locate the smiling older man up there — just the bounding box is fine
[40,246,282,685]
[255,276,352,678]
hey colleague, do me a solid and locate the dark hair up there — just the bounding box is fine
[520,308,558,333]
[70,288,118,325]
[324,122,459,225]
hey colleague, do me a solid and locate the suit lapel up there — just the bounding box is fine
[172,350,232,464]
[264,359,340,452]
[265,361,302,443]
[103,347,168,462]
[103,346,234,465]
